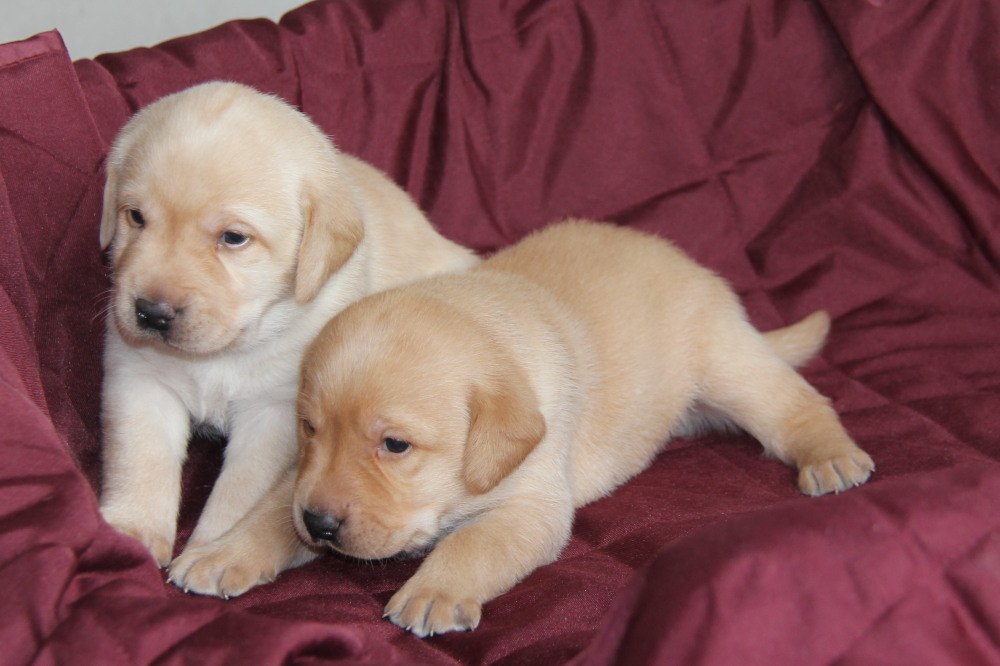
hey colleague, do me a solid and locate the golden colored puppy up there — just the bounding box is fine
[170,220,872,635]
[97,81,477,576]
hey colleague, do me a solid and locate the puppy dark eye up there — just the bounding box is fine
[301,419,316,436]
[382,437,410,454]
[127,209,145,227]
[220,230,250,248]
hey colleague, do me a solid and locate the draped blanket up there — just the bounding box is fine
[2,1,999,663]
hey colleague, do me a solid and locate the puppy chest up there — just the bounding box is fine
[179,361,297,429]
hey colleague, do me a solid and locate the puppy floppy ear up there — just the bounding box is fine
[99,160,119,250]
[464,366,546,495]
[295,164,365,304]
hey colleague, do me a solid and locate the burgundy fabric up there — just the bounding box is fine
[2,1,999,663]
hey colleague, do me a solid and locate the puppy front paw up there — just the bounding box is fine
[168,541,276,599]
[384,583,482,638]
[798,449,875,496]
[101,508,175,567]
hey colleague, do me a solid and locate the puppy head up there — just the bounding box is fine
[293,289,546,560]
[100,81,363,355]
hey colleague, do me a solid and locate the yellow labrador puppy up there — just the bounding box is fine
[98,82,477,571]
[171,220,872,636]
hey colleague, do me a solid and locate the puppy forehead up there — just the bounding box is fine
[306,327,470,403]
[301,345,473,446]
[130,134,298,202]
[115,94,313,208]
[301,360,465,429]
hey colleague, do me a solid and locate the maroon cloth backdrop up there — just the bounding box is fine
[2,1,999,664]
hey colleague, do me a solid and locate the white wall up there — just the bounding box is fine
[0,0,301,60]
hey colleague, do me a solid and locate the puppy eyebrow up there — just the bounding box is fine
[295,399,317,422]
[220,204,270,226]
[115,193,143,212]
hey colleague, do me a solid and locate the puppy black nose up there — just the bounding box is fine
[302,509,342,544]
[134,298,176,332]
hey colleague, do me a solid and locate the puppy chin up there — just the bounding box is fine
[115,323,236,355]
[326,530,431,562]
[382,509,446,559]
[395,529,442,558]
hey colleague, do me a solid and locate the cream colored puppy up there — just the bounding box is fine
[98,81,478,571]
[171,220,873,635]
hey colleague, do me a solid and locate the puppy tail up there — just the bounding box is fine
[761,310,830,368]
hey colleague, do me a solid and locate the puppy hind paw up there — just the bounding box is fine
[384,589,482,638]
[798,450,875,497]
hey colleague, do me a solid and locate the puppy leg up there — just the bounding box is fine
[184,402,297,549]
[672,311,831,440]
[384,498,573,637]
[169,469,317,597]
[100,375,190,566]
[700,320,874,496]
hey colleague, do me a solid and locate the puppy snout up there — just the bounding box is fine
[134,297,177,333]
[302,508,342,545]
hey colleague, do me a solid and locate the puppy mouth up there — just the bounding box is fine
[112,295,242,355]
[303,530,431,561]
[295,509,440,561]
[116,317,224,354]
